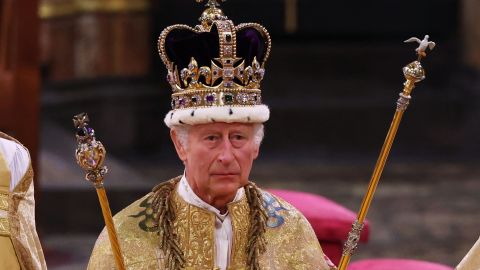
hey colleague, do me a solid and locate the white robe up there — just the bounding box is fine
[0,138,29,191]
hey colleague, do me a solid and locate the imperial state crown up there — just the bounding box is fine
[159,0,271,127]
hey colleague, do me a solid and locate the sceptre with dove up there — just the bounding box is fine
[337,35,436,270]
[404,34,436,60]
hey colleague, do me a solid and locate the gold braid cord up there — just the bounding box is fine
[151,178,185,270]
[244,182,268,270]
[150,178,267,270]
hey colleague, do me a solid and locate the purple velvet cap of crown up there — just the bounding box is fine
[164,25,268,71]
[165,25,220,69]
[236,27,267,66]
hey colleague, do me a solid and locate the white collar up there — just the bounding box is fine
[177,173,245,220]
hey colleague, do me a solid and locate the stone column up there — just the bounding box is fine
[462,0,480,70]
[39,0,151,81]
[284,0,298,34]
[0,0,41,178]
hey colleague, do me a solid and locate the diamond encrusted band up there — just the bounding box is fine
[171,89,262,109]
[342,219,364,256]
[396,92,411,111]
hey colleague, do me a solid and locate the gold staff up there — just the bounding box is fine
[73,113,126,270]
[337,35,436,270]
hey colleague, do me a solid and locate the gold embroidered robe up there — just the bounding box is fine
[88,179,332,270]
[0,132,47,270]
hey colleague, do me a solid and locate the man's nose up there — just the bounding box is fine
[217,137,234,164]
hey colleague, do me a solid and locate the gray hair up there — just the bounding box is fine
[172,123,265,149]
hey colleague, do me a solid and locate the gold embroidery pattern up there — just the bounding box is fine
[0,192,8,236]
[0,217,9,236]
[258,194,331,270]
[228,197,250,269]
[172,191,216,269]
[0,192,8,211]
[87,194,164,269]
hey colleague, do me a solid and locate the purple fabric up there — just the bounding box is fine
[349,259,453,270]
[164,25,268,72]
[165,26,220,69]
[236,27,267,65]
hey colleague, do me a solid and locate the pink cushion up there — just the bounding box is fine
[349,259,453,270]
[268,189,370,243]
[318,241,342,264]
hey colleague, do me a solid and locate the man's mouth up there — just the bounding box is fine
[211,173,240,176]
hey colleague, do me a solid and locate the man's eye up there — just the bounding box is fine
[205,135,218,141]
[231,134,245,140]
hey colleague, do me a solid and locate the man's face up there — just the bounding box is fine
[171,122,260,203]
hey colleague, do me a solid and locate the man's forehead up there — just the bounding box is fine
[191,122,254,133]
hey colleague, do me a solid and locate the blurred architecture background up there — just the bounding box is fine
[1,0,480,269]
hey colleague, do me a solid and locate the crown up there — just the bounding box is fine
[159,0,271,127]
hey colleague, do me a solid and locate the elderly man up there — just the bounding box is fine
[88,1,335,269]
[0,132,47,269]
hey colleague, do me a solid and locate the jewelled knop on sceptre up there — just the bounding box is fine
[73,113,126,270]
[337,36,436,270]
[74,113,108,187]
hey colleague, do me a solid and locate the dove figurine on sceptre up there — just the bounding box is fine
[404,35,436,60]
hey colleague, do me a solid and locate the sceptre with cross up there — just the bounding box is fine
[73,113,126,270]
[196,0,226,8]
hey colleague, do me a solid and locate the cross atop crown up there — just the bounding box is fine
[196,0,226,8]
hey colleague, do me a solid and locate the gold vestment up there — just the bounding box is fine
[0,132,47,270]
[88,178,332,270]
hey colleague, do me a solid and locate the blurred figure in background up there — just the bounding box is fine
[0,132,47,269]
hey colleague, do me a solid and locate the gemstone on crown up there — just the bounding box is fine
[205,93,217,105]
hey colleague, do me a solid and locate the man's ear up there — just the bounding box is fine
[170,129,187,162]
